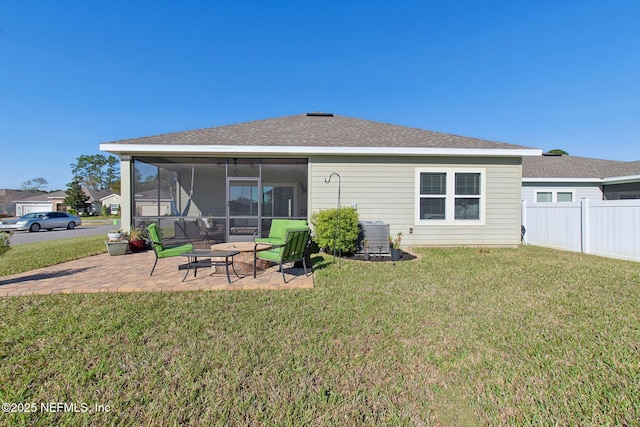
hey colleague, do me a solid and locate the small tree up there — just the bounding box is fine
[64,180,89,212]
[310,207,359,254]
[21,177,49,191]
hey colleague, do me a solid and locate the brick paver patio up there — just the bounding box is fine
[0,250,314,297]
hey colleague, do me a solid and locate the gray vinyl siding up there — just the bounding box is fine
[309,156,523,247]
[521,182,603,203]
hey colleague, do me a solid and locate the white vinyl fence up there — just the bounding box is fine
[521,199,640,262]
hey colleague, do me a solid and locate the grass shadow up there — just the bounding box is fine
[0,267,95,286]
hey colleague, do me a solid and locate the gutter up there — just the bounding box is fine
[99,144,542,158]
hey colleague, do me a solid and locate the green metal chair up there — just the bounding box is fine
[147,223,194,276]
[253,228,311,283]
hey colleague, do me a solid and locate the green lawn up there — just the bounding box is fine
[0,235,107,276]
[1,245,639,425]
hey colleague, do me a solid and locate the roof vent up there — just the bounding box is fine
[306,112,334,117]
[542,152,563,156]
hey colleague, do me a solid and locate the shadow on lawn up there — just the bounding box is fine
[305,255,333,272]
[0,267,94,286]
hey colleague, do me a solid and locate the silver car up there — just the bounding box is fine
[0,212,82,232]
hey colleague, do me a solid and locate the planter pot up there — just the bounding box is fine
[107,232,123,242]
[128,239,145,252]
[390,248,402,261]
[105,240,129,256]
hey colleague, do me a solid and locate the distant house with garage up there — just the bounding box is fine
[15,187,118,216]
[0,189,43,216]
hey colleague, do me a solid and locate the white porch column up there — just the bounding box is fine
[120,155,132,232]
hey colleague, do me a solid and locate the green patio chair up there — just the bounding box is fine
[253,228,311,283]
[147,223,194,276]
[255,219,308,246]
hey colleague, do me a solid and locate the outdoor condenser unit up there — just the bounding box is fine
[359,221,390,255]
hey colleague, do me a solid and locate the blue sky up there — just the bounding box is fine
[1,1,639,191]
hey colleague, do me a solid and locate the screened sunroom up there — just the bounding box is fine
[131,157,308,242]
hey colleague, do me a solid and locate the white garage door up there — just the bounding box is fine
[18,203,51,216]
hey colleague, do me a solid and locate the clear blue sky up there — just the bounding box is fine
[2,1,639,191]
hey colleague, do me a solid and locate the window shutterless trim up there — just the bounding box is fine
[415,168,486,225]
[534,189,575,203]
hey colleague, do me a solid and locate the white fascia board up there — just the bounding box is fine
[522,177,603,183]
[602,174,640,184]
[99,143,542,158]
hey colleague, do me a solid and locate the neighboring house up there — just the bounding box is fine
[522,154,640,203]
[81,188,113,215]
[0,189,44,216]
[99,113,541,246]
[100,193,122,215]
[133,189,172,217]
[15,188,117,216]
[15,190,67,215]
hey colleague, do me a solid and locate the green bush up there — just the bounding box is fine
[310,207,359,254]
[0,232,12,257]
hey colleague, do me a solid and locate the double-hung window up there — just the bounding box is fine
[416,168,485,224]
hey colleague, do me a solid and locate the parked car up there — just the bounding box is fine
[0,212,82,232]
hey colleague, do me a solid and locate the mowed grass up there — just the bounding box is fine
[1,246,639,425]
[0,235,107,276]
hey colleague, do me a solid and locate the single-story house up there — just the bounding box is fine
[15,190,67,215]
[100,193,122,215]
[133,189,172,217]
[0,189,44,216]
[99,113,542,247]
[15,187,116,216]
[522,153,640,203]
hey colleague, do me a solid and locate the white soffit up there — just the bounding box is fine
[99,144,542,158]
[603,174,640,184]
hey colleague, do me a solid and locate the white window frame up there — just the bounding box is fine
[534,189,575,203]
[415,168,486,225]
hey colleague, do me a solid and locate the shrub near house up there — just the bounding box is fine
[310,207,359,254]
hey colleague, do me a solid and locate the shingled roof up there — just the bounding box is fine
[103,113,534,151]
[523,155,640,179]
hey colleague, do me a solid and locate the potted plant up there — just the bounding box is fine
[105,229,128,256]
[390,231,403,261]
[127,227,146,252]
[105,239,129,256]
[107,228,124,242]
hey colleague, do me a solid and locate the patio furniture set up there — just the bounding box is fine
[147,220,311,284]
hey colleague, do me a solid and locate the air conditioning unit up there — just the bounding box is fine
[359,221,390,255]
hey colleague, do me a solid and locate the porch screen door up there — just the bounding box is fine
[227,179,259,242]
